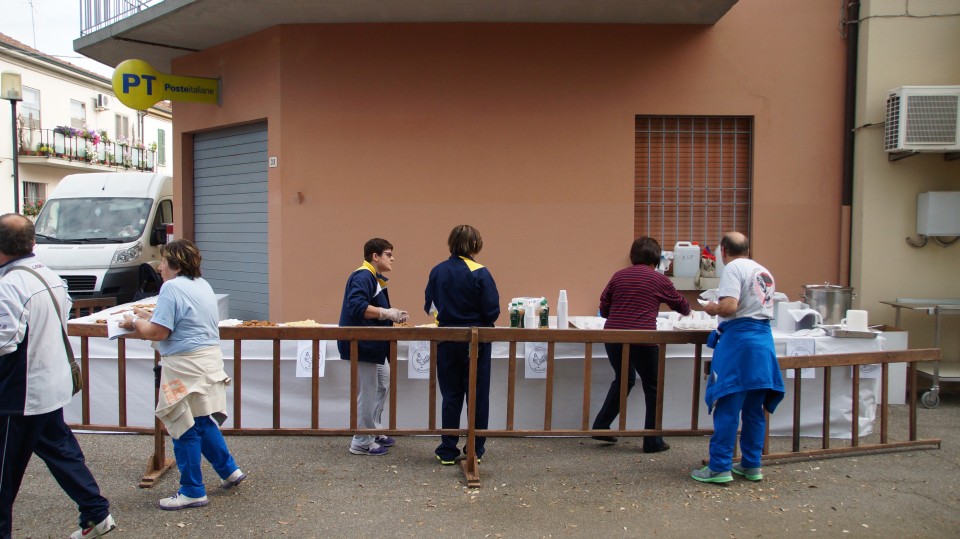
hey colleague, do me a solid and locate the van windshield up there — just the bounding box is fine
[34,198,154,244]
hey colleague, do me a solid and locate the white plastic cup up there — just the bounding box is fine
[841,309,868,332]
[557,290,569,330]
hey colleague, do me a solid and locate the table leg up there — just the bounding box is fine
[933,307,942,393]
[921,307,942,408]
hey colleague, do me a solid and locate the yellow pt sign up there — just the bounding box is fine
[112,59,220,110]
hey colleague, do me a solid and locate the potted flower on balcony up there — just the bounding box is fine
[37,145,54,157]
[22,199,44,219]
[84,142,99,164]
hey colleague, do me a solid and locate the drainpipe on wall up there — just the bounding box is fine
[840,0,860,288]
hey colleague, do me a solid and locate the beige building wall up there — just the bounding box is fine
[852,0,960,360]
[170,1,847,324]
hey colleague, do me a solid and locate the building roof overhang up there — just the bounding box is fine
[75,0,738,71]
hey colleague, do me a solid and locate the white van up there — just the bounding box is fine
[33,172,173,304]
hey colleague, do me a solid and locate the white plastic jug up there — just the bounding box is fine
[672,241,700,278]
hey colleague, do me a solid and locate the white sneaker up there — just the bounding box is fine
[158,492,209,511]
[221,468,247,489]
[70,513,116,538]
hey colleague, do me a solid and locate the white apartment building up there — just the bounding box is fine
[1,33,171,215]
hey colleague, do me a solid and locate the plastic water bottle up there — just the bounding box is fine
[524,298,538,330]
[557,290,569,329]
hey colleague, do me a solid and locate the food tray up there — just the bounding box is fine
[822,326,879,339]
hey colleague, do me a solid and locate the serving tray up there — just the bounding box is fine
[821,325,879,339]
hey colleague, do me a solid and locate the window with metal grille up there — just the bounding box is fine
[634,116,752,251]
[70,99,86,129]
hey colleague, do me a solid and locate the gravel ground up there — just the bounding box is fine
[12,392,960,538]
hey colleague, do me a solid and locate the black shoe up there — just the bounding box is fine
[643,441,671,454]
[591,435,618,443]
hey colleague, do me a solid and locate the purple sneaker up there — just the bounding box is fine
[375,435,396,447]
[349,442,388,456]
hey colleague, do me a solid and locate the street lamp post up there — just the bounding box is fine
[2,71,24,214]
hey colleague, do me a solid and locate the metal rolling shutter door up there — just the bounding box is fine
[193,122,269,320]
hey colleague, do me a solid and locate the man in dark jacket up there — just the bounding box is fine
[338,238,408,456]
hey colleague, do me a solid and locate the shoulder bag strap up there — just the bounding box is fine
[5,265,75,363]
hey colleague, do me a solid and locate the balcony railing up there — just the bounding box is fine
[18,127,156,172]
[80,0,163,36]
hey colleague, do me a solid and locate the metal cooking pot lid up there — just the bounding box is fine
[802,284,853,291]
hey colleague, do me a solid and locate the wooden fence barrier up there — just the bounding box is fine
[70,297,117,319]
[66,323,941,488]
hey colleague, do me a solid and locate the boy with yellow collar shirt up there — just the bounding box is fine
[338,238,408,456]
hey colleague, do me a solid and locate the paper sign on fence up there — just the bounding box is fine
[407,341,431,379]
[295,340,326,378]
[785,338,816,379]
[857,364,882,379]
[524,342,548,379]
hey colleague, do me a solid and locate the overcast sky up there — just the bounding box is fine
[3,0,114,77]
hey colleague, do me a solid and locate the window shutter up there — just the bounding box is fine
[635,116,752,250]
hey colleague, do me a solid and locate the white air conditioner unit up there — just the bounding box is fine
[95,93,110,110]
[884,86,960,153]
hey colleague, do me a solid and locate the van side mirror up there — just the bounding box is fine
[150,224,168,246]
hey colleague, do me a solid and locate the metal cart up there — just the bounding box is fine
[880,299,960,408]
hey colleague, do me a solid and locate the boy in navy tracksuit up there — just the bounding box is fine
[424,225,500,464]
[338,238,408,456]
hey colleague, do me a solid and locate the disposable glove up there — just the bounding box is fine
[379,307,409,323]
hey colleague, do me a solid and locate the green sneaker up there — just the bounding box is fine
[690,466,733,484]
[436,455,456,466]
[732,463,763,481]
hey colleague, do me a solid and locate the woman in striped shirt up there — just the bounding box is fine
[592,236,690,453]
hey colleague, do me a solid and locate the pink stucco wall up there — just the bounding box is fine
[172,1,846,323]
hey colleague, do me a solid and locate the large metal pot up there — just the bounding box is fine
[801,284,854,325]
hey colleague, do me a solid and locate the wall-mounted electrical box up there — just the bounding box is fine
[918,192,960,236]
